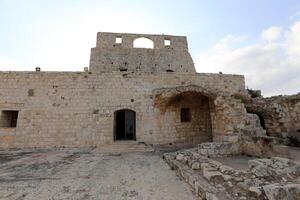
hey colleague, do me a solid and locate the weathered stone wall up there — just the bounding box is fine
[246,94,300,143]
[0,32,248,149]
[153,85,250,145]
[212,96,248,143]
[90,32,195,73]
[154,92,213,145]
[0,71,245,148]
[198,142,239,157]
[243,113,266,137]
[240,136,290,158]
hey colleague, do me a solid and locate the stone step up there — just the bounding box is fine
[93,141,154,153]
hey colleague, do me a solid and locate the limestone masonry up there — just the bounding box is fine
[0,32,299,150]
[0,32,300,200]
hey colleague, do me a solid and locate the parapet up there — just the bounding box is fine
[89,32,196,73]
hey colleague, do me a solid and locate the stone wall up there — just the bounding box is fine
[154,91,213,145]
[197,142,239,157]
[240,136,290,158]
[0,32,249,149]
[90,32,195,73]
[0,71,246,148]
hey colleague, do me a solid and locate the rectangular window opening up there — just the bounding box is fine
[0,110,19,128]
[164,39,171,46]
[119,68,128,72]
[116,37,122,44]
[180,108,191,122]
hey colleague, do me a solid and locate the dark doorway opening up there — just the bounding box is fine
[247,111,266,129]
[257,113,266,129]
[114,109,136,141]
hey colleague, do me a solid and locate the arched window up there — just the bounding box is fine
[133,37,154,49]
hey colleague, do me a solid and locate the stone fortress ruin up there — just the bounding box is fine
[0,32,299,199]
[0,32,248,148]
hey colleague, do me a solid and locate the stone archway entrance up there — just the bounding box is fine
[114,109,136,141]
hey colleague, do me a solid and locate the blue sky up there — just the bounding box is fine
[0,0,300,96]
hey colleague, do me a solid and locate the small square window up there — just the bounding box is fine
[180,108,191,122]
[0,110,19,127]
[164,39,171,46]
[115,37,122,44]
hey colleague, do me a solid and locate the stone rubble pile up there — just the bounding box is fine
[163,146,300,200]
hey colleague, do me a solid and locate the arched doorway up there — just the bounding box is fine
[114,109,136,141]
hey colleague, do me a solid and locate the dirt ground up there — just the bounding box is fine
[213,147,300,171]
[0,149,197,200]
[213,155,254,170]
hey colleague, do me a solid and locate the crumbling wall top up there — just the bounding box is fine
[95,32,189,50]
[89,32,196,73]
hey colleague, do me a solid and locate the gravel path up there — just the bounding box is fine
[0,149,197,200]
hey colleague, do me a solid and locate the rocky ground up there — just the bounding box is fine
[0,149,197,200]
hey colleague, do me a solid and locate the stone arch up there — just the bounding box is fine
[153,85,218,144]
[113,109,136,141]
[133,37,154,49]
[153,85,218,101]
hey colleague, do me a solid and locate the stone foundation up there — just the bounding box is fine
[198,142,239,158]
[164,147,300,200]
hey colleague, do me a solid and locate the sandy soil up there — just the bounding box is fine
[0,149,197,200]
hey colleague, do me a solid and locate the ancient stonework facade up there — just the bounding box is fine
[0,32,298,150]
[1,31,300,200]
[0,32,249,149]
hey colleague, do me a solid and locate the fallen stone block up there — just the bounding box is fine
[191,161,200,170]
[205,192,218,200]
[203,169,224,183]
[248,186,263,197]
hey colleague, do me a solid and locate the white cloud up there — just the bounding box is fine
[195,22,300,97]
[261,26,282,41]
[286,21,300,56]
